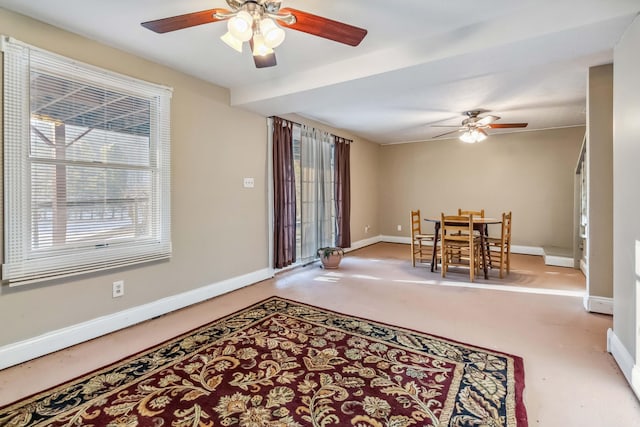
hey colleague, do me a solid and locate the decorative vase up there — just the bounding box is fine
[317,247,344,269]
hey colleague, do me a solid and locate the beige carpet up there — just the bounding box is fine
[0,243,637,427]
[350,243,586,292]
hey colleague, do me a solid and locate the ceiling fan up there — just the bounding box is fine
[141,0,368,69]
[432,110,528,143]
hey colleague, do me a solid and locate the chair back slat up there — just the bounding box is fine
[410,209,436,268]
[440,213,480,282]
[458,208,485,218]
[486,211,512,278]
[411,209,422,237]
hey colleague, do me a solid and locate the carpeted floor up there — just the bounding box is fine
[1,243,638,427]
[0,296,528,426]
[348,243,586,293]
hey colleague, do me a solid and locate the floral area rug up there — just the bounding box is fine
[0,296,527,426]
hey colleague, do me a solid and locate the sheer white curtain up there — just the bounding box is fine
[300,125,334,261]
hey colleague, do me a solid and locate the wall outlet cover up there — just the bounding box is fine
[112,280,124,298]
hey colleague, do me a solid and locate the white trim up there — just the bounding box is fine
[580,258,588,276]
[542,246,575,267]
[0,268,273,370]
[511,245,544,256]
[632,365,640,402]
[380,236,543,256]
[544,254,576,268]
[583,295,614,314]
[380,235,411,244]
[346,235,383,251]
[607,328,640,401]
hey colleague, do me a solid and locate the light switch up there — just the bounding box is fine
[243,177,255,188]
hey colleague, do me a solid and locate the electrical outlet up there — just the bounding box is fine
[364,225,370,233]
[112,280,124,298]
[243,177,255,188]
[397,225,402,231]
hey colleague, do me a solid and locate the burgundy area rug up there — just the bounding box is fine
[0,296,527,426]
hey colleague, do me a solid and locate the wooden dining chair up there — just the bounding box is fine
[458,208,485,218]
[458,208,488,261]
[410,209,436,267]
[440,213,482,282]
[486,211,512,278]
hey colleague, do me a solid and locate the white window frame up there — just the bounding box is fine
[2,37,172,285]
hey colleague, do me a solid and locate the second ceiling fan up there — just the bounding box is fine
[432,110,528,143]
[141,0,368,68]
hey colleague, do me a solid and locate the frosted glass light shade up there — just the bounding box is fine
[252,33,274,56]
[228,11,253,42]
[260,18,285,48]
[221,32,243,52]
[459,128,488,143]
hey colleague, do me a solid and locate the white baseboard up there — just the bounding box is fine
[379,237,542,257]
[0,268,273,370]
[511,245,544,256]
[584,295,614,315]
[348,235,385,250]
[607,328,640,401]
[544,254,575,268]
[379,235,411,244]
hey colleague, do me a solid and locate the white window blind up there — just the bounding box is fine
[2,37,172,285]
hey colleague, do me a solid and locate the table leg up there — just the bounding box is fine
[431,222,440,272]
[481,230,489,279]
[484,224,492,271]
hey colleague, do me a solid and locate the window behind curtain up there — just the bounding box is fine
[292,124,336,264]
[2,37,172,284]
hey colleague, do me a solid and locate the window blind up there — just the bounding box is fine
[2,37,172,285]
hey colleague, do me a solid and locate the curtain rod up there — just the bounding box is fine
[270,116,353,144]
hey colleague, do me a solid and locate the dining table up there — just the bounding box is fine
[425,216,503,279]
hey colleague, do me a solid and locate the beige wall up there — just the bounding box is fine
[586,64,614,299]
[378,127,585,249]
[613,16,640,366]
[0,9,270,346]
[0,9,382,350]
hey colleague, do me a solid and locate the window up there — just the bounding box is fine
[270,117,350,269]
[2,37,172,284]
[292,124,336,264]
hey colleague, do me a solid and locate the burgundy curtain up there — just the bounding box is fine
[334,136,351,248]
[273,117,296,268]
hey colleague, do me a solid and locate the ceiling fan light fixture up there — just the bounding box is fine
[220,31,244,52]
[260,18,285,48]
[460,128,487,144]
[228,10,253,41]
[251,33,274,56]
[141,2,368,68]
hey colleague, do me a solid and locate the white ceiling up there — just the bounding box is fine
[1,0,638,144]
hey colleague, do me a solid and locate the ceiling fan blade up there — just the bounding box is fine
[476,115,500,126]
[141,8,230,33]
[279,8,367,46]
[432,129,463,138]
[487,123,528,128]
